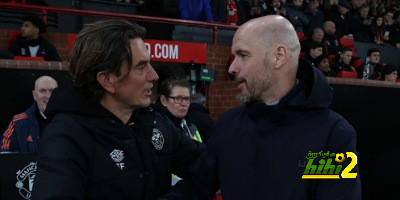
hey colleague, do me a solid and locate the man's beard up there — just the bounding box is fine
[235,72,271,104]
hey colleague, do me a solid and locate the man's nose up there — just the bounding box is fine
[228,58,238,75]
[147,64,159,82]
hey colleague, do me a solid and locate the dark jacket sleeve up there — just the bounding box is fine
[43,42,61,61]
[7,40,21,57]
[161,149,219,200]
[31,115,89,200]
[170,122,206,178]
[159,112,228,200]
[315,117,361,200]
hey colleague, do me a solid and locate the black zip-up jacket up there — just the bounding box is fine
[161,65,361,200]
[8,35,61,61]
[31,78,204,200]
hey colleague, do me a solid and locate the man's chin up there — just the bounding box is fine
[236,93,250,103]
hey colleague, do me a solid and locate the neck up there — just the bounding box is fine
[99,95,133,124]
[262,76,296,105]
[27,35,39,40]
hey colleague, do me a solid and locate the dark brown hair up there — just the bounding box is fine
[69,19,146,101]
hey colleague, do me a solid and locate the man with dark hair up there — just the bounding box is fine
[302,41,324,68]
[8,15,60,61]
[31,19,203,199]
[381,64,398,82]
[331,47,356,76]
[161,15,360,200]
[358,47,382,79]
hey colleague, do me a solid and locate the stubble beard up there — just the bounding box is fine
[236,70,272,104]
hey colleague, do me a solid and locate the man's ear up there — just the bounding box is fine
[32,90,37,101]
[274,45,287,69]
[97,71,116,94]
[33,27,40,35]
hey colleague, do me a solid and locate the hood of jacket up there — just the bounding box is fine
[188,103,210,114]
[44,76,118,121]
[245,63,333,121]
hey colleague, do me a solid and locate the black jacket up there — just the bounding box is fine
[8,35,61,61]
[186,103,215,144]
[161,66,361,200]
[31,78,204,200]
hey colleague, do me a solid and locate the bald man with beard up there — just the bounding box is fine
[160,15,361,200]
[1,75,58,153]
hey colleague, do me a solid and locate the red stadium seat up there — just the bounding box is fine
[296,32,306,42]
[353,59,364,70]
[67,33,77,54]
[14,56,45,61]
[336,71,358,78]
[339,37,354,48]
[327,55,335,65]
[6,30,22,49]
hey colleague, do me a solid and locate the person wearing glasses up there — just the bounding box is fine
[156,78,202,143]
[155,77,203,185]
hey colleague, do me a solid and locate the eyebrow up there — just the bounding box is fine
[233,49,250,55]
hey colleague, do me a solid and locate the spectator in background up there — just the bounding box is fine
[257,0,269,16]
[326,0,352,38]
[8,15,61,61]
[227,0,239,25]
[211,0,245,25]
[370,15,389,44]
[0,75,58,153]
[186,93,215,144]
[322,20,342,55]
[301,27,325,53]
[303,0,325,36]
[266,0,287,17]
[302,41,324,68]
[388,11,400,49]
[382,10,394,30]
[285,0,309,33]
[331,47,356,76]
[154,78,203,186]
[358,48,382,79]
[155,78,202,142]
[179,0,214,22]
[314,54,335,76]
[320,0,339,17]
[349,0,366,16]
[381,64,398,82]
[351,4,374,43]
